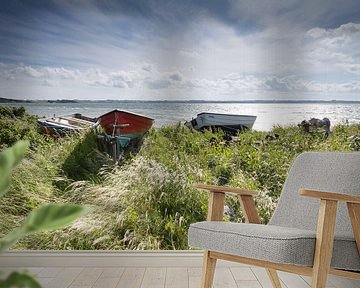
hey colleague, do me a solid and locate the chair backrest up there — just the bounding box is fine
[269,152,360,238]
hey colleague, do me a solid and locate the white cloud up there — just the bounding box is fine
[1,59,359,100]
[306,23,360,40]
[168,72,182,81]
[147,79,171,89]
[189,74,360,94]
[141,63,153,72]
[304,23,360,75]
[42,79,59,87]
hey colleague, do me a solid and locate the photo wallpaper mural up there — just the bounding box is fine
[0,0,359,251]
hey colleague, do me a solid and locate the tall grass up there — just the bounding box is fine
[18,122,360,250]
[0,107,112,245]
[1,106,359,250]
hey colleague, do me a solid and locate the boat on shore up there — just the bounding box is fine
[185,112,256,134]
[99,110,154,142]
[38,113,98,136]
[97,110,154,161]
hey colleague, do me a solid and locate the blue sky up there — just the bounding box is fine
[0,0,360,101]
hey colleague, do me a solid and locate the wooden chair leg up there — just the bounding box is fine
[312,200,337,288]
[347,202,360,253]
[201,250,217,288]
[266,269,282,288]
[200,191,223,288]
[239,195,282,287]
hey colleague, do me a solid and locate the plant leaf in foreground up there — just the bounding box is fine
[0,271,41,288]
[0,227,25,251]
[0,140,29,196]
[0,204,88,251]
[23,204,88,233]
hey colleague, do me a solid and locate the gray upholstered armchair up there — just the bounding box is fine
[189,152,360,288]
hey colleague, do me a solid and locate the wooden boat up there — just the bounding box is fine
[185,112,256,133]
[97,110,154,161]
[99,110,154,141]
[38,113,97,136]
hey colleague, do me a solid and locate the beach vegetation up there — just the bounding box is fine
[0,140,87,287]
[0,106,359,250]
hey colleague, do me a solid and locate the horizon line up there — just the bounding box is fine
[1,97,360,104]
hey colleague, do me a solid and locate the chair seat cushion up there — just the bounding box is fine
[189,221,360,271]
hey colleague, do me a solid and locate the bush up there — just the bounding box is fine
[0,106,46,149]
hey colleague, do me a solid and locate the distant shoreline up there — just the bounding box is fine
[1,97,360,104]
[0,97,79,104]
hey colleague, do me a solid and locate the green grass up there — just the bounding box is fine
[0,107,112,246]
[0,106,359,250]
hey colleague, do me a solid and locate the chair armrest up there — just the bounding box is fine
[299,188,360,204]
[193,183,257,196]
[193,183,260,223]
[301,188,360,262]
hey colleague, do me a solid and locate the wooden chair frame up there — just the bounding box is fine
[193,184,360,288]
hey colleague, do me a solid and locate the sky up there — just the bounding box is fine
[0,0,360,101]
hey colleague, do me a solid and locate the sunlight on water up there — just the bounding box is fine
[5,102,360,131]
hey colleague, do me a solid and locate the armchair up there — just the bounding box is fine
[189,152,360,288]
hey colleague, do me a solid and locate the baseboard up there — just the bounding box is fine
[0,250,246,268]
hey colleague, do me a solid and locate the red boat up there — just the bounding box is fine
[99,109,154,137]
[97,110,154,161]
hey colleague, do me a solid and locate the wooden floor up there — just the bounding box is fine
[1,251,359,288]
[2,266,360,288]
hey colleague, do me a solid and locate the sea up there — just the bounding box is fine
[4,101,360,131]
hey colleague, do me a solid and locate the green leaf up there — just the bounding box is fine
[23,204,88,233]
[0,177,10,198]
[0,271,41,288]
[0,204,88,251]
[9,141,30,167]
[0,140,29,197]
[0,227,25,251]
[0,140,29,170]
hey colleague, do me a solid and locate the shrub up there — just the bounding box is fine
[0,106,46,149]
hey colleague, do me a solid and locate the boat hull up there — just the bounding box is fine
[186,112,256,133]
[99,110,154,138]
[98,110,154,161]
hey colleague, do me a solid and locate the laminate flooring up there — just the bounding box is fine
[2,266,359,288]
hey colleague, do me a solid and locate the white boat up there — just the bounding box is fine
[38,113,98,136]
[185,112,256,133]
